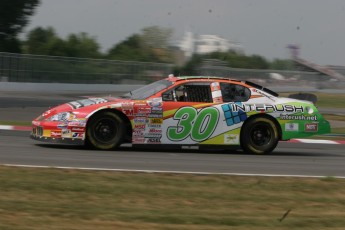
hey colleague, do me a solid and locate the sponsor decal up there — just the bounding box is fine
[68,120,87,127]
[61,129,72,138]
[134,101,147,106]
[51,131,61,138]
[133,129,144,137]
[148,113,163,118]
[132,138,145,143]
[147,98,162,107]
[71,127,85,132]
[222,103,247,126]
[144,133,162,138]
[68,98,108,109]
[146,128,162,134]
[149,118,163,124]
[148,124,161,128]
[224,134,239,144]
[211,82,223,103]
[137,107,151,115]
[123,109,134,116]
[280,114,317,121]
[57,122,68,129]
[229,103,304,113]
[133,117,148,124]
[285,123,299,131]
[151,107,163,112]
[134,124,146,130]
[305,123,318,132]
[145,137,161,144]
[72,132,84,138]
[122,102,134,110]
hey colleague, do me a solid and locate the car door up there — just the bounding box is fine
[160,81,218,145]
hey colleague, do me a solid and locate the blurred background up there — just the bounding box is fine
[1,0,345,90]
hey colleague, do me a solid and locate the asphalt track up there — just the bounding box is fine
[1,92,345,178]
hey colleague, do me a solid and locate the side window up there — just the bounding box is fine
[184,84,212,103]
[220,83,250,102]
[162,83,213,103]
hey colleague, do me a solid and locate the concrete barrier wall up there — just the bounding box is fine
[0,82,143,92]
[1,82,344,94]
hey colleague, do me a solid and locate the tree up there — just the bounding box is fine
[106,26,174,63]
[141,26,172,49]
[107,34,149,61]
[24,27,101,58]
[173,54,203,75]
[24,26,62,55]
[0,0,40,52]
[64,32,101,58]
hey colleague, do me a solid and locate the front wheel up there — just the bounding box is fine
[240,117,279,154]
[86,111,125,150]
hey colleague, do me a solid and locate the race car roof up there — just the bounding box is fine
[167,75,279,97]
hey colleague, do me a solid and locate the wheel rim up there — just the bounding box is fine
[93,117,117,143]
[250,123,272,146]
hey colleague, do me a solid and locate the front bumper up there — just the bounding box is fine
[31,120,86,146]
[30,133,85,145]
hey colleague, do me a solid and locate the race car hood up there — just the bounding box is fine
[36,97,127,121]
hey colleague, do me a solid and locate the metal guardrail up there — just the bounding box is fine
[0,52,173,84]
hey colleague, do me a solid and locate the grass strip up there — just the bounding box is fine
[279,92,345,108]
[0,166,345,230]
[0,120,32,126]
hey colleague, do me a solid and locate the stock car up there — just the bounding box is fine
[31,75,331,154]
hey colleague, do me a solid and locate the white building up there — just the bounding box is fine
[178,32,244,58]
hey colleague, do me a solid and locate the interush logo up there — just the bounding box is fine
[229,103,304,113]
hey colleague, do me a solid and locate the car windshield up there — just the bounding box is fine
[121,79,173,99]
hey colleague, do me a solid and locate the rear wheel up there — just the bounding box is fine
[86,111,125,150]
[240,117,279,154]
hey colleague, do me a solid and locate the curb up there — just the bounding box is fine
[0,125,32,131]
[1,125,345,144]
[288,138,345,145]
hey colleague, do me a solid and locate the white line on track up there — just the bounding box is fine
[2,164,345,179]
[292,139,341,144]
[0,125,14,130]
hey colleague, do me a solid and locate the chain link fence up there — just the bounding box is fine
[1,52,342,89]
[0,52,173,84]
[196,59,340,89]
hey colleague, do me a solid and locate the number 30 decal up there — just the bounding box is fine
[167,107,219,142]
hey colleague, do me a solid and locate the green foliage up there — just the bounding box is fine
[20,22,293,71]
[175,51,298,75]
[206,51,269,69]
[174,54,203,76]
[24,26,63,55]
[106,34,149,61]
[0,0,40,52]
[23,27,101,58]
[270,58,294,70]
[141,26,173,49]
[106,26,173,63]
[64,32,101,58]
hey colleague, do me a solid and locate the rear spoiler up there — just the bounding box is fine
[288,93,318,104]
[245,81,279,97]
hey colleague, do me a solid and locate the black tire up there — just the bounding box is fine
[240,117,279,154]
[86,111,125,150]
